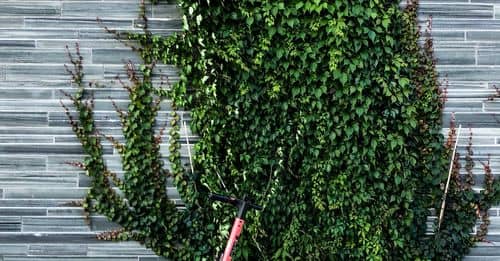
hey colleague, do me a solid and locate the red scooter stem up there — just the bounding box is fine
[221,218,245,261]
[209,193,262,260]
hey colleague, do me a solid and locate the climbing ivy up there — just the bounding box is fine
[163,0,448,259]
[62,0,500,260]
[62,2,183,256]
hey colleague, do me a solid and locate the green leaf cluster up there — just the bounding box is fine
[62,0,500,260]
[163,0,449,259]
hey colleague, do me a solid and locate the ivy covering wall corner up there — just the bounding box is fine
[63,0,500,260]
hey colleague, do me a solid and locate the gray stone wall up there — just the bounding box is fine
[421,0,500,259]
[0,0,181,259]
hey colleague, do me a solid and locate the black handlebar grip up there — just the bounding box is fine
[208,193,234,204]
[209,192,263,211]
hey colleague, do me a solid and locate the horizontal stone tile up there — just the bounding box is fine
[22,216,90,232]
[0,80,71,89]
[49,112,169,129]
[103,64,178,80]
[0,232,101,244]
[0,88,53,100]
[3,188,87,199]
[0,127,73,136]
[89,216,121,232]
[434,42,500,50]
[133,18,182,30]
[456,144,500,156]
[0,112,48,127]
[152,3,180,19]
[446,113,500,127]
[0,48,91,64]
[432,31,466,42]
[446,81,488,88]
[478,49,500,65]
[461,173,499,186]
[0,18,25,29]
[419,4,494,19]
[442,100,484,112]
[468,244,500,256]
[435,49,476,65]
[437,66,500,81]
[138,257,166,261]
[0,144,109,155]
[0,208,46,216]
[37,39,132,49]
[0,199,76,208]
[468,31,500,42]
[87,243,155,256]
[0,244,28,255]
[457,166,500,177]
[0,172,77,188]
[0,99,130,112]
[0,136,53,144]
[54,135,123,143]
[484,101,500,112]
[454,135,496,146]
[49,120,123,129]
[47,207,84,216]
[0,216,21,232]
[25,18,133,30]
[0,29,78,40]
[428,19,500,30]
[92,48,140,64]
[0,156,46,171]
[445,90,497,99]
[0,40,35,48]
[485,217,500,234]
[78,28,178,40]
[52,88,132,100]
[62,2,149,18]
[5,64,104,81]
[47,154,124,171]
[0,1,61,16]
[139,258,168,261]
[28,244,87,256]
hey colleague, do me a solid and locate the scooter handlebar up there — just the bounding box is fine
[209,193,262,211]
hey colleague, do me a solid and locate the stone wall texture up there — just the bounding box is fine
[422,0,500,259]
[0,0,181,260]
[0,0,499,259]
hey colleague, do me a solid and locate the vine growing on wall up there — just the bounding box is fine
[62,2,184,256]
[62,0,500,260]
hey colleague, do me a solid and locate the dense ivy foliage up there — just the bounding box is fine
[165,0,447,259]
[62,0,500,260]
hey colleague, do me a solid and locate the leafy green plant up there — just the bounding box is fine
[61,3,183,256]
[163,0,449,259]
[62,0,500,260]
